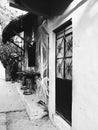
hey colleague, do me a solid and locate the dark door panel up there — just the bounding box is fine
[56,78,72,123]
[55,19,72,125]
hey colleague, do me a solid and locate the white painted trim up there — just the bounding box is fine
[48,9,74,128]
[51,114,71,130]
[49,19,72,129]
[48,31,56,115]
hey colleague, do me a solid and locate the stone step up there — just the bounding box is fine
[0,113,6,130]
[14,83,47,120]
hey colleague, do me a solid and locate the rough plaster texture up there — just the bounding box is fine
[48,0,98,130]
[72,0,98,130]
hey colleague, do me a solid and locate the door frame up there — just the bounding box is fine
[48,17,73,130]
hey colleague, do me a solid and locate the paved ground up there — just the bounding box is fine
[0,110,57,130]
[0,79,58,130]
[0,79,25,112]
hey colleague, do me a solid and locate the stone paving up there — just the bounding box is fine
[0,110,57,130]
[0,79,25,112]
[0,79,58,130]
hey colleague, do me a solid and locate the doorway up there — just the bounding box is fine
[55,19,72,125]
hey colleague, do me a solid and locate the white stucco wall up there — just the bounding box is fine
[0,61,5,80]
[72,0,98,130]
[48,0,98,130]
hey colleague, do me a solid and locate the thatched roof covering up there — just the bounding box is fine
[2,13,37,44]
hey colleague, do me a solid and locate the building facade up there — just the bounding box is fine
[4,0,98,129]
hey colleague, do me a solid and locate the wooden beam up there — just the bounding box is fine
[10,39,24,52]
[13,30,34,47]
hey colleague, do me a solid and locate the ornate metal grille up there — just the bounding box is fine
[55,19,72,125]
[56,24,72,80]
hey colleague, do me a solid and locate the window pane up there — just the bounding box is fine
[65,58,72,80]
[65,35,72,57]
[57,59,64,79]
[57,38,64,58]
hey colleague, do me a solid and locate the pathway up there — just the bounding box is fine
[0,79,58,130]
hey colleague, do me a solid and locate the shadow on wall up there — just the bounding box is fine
[0,61,5,80]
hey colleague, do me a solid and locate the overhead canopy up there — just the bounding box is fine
[2,13,37,44]
[8,0,73,17]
